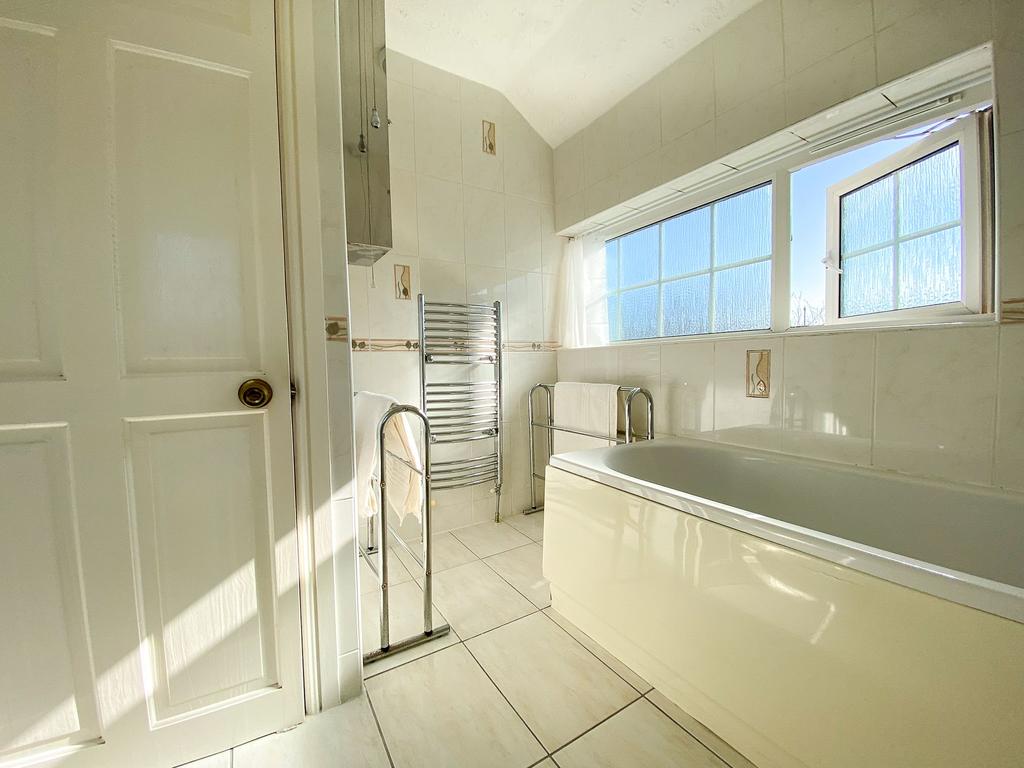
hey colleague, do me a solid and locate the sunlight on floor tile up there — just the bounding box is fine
[450,521,533,558]
[483,543,550,608]
[428,560,536,638]
[542,607,652,693]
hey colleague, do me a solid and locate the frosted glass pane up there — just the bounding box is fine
[841,176,893,254]
[898,226,961,308]
[841,246,894,316]
[603,294,620,341]
[604,240,619,292]
[620,285,658,340]
[898,144,961,237]
[713,261,770,332]
[663,207,710,277]
[620,225,659,288]
[662,275,710,336]
[714,185,772,267]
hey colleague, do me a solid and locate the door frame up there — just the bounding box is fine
[276,0,353,715]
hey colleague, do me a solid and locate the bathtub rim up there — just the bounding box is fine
[548,440,1024,625]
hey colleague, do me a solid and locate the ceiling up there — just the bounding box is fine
[385,0,759,148]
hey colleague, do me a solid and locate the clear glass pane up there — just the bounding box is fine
[604,294,620,341]
[712,261,771,332]
[620,285,659,340]
[840,246,894,316]
[841,175,894,254]
[619,224,660,288]
[604,239,619,292]
[714,184,772,267]
[662,275,710,336]
[898,143,961,237]
[663,207,711,277]
[898,226,962,308]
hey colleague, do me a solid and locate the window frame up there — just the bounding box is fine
[823,114,986,324]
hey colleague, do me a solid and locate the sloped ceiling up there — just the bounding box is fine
[386,0,759,147]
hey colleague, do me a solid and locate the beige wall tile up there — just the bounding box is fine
[611,78,662,174]
[389,166,418,256]
[554,132,584,201]
[582,108,619,187]
[994,0,1024,137]
[411,58,461,99]
[660,120,718,183]
[384,48,413,85]
[503,101,551,202]
[460,79,504,192]
[507,270,544,341]
[419,258,467,304]
[714,337,784,451]
[463,186,506,267]
[785,37,877,125]
[505,195,544,272]
[997,130,1024,304]
[713,0,785,114]
[994,324,1024,491]
[555,191,585,232]
[466,264,507,306]
[557,348,587,381]
[782,0,874,76]
[413,88,462,183]
[387,80,415,172]
[873,326,998,484]
[661,340,715,437]
[714,84,787,157]
[659,41,716,145]
[416,174,464,261]
[782,333,875,465]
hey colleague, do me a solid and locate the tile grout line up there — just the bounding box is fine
[364,689,398,768]
[546,694,643,762]
[643,692,742,768]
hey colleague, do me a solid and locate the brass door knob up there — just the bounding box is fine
[238,378,273,408]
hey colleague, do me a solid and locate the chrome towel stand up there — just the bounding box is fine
[361,403,451,663]
[418,295,504,521]
[523,384,654,515]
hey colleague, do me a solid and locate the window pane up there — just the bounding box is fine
[620,285,659,340]
[604,239,619,292]
[663,207,711,277]
[841,175,894,254]
[714,185,772,267]
[619,224,660,288]
[712,261,771,332]
[662,275,710,336]
[898,144,961,237]
[898,226,962,308]
[603,294,620,342]
[841,246,894,316]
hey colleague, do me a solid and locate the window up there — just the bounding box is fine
[825,117,984,321]
[603,183,773,341]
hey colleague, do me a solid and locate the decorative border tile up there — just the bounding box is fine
[348,339,561,352]
[326,315,348,342]
[1003,298,1024,323]
[506,341,561,352]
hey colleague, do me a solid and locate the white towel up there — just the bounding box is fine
[353,392,424,524]
[552,382,619,454]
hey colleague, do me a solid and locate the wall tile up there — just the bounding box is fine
[389,166,418,255]
[542,273,560,342]
[554,132,584,201]
[385,49,413,85]
[366,252,420,339]
[555,192,585,233]
[464,186,506,267]
[505,196,543,272]
[413,88,462,183]
[557,348,587,381]
[782,0,874,76]
[416,175,464,261]
[347,265,370,338]
[584,346,618,384]
[352,350,420,406]
[713,0,785,115]
[540,205,563,275]
[387,81,415,173]
[611,78,662,174]
[420,259,467,304]
[994,324,1024,491]
[461,79,504,192]
[412,59,461,99]
[657,42,716,146]
[503,101,550,201]
[875,0,993,83]
[507,270,544,342]
[998,130,1024,304]
[714,84,787,158]
[873,326,998,484]
[584,175,630,220]
[582,108,619,188]
[785,37,878,125]
[660,341,715,437]
[466,264,507,307]
[713,338,784,451]
[994,0,1024,137]
[781,333,874,465]
[659,120,718,184]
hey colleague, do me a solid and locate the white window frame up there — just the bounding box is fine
[823,113,986,324]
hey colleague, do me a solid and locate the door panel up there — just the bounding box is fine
[0,2,302,766]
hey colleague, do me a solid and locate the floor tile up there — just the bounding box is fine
[646,690,758,768]
[552,699,726,768]
[451,521,532,558]
[484,543,550,608]
[428,560,537,638]
[543,607,652,693]
[504,511,545,541]
[359,548,413,595]
[178,752,230,768]
[361,579,460,675]
[392,530,478,575]
[233,694,390,768]
[466,613,639,752]
[366,644,546,768]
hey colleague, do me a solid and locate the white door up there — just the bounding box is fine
[0,2,304,767]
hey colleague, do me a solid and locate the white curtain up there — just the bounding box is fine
[557,232,608,348]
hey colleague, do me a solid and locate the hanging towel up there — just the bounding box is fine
[353,392,424,524]
[552,382,619,454]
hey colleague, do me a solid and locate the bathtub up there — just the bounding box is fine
[542,437,1024,768]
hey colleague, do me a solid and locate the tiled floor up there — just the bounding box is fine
[222,514,757,768]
